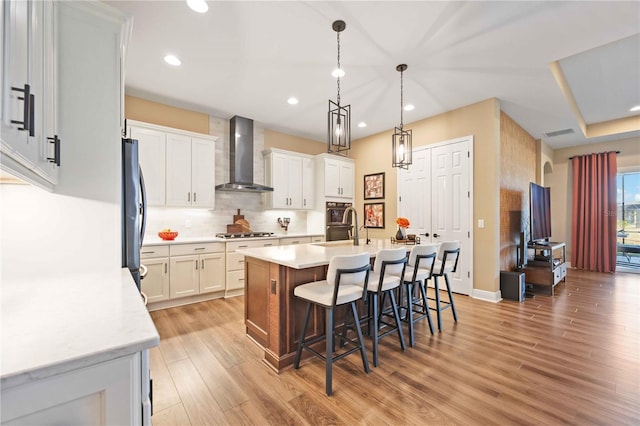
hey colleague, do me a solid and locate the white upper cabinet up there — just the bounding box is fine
[264,148,314,210]
[1,0,59,187]
[127,120,217,208]
[166,133,192,206]
[190,137,216,208]
[318,154,354,199]
[130,125,166,206]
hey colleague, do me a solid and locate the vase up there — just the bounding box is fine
[396,227,406,240]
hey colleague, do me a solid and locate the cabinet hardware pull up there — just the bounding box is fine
[194,192,197,202]
[270,279,277,294]
[264,243,273,246]
[164,263,168,273]
[239,245,248,248]
[433,233,440,238]
[303,199,306,206]
[201,259,205,269]
[195,260,198,270]
[239,278,245,281]
[28,93,35,137]
[46,135,61,166]
[188,192,191,202]
[194,247,205,251]
[142,251,155,254]
[292,242,299,244]
[421,233,430,237]
[10,84,31,133]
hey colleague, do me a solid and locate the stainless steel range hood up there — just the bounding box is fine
[215,115,274,193]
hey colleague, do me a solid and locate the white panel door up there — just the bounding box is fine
[431,140,471,295]
[398,148,430,238]
[191,137,215,208]
[165,133,192,206]
[398,137,472,295]
[130,125,166,206]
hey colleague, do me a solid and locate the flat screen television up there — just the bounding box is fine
[529,182,551,244]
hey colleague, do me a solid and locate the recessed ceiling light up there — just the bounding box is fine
[631,105,640,112]
[332,68,345,78]
[287,97,299,105]
[164,55,181,66]
[357,122,367,128]
[403,104,415,111]
[186,0,208,13]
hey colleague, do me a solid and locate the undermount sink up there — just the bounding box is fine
[312,240,359,247]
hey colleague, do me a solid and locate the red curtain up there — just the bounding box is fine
[571,151,617,273]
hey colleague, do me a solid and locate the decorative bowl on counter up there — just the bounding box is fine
[158,231,179,241]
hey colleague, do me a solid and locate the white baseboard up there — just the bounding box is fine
[472,289,502,303]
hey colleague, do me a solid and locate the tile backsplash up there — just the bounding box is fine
[143,114,317,241]
[144,206,310,240]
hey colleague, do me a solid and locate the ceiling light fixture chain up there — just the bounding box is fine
[399,64,404,129]
[336,28,341,106]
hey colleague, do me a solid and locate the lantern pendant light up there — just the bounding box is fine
[328,20,351,154]
[392,64,412,169]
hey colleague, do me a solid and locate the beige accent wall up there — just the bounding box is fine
[546,136,640,262]
[264,129,325,155]
[351,98,501,293]
[499,112,536,271]
[124,95,209,134]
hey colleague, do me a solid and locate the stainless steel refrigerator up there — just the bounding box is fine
[122,138,147,290]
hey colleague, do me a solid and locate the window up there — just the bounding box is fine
[617,172,640,245]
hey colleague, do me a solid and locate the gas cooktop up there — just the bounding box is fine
[215,232,276,239]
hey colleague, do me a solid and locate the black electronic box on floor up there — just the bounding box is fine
[500,271,526,302]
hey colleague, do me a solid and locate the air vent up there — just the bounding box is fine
[543,128,575,138]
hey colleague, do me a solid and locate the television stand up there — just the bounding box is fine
[523,242,566,296]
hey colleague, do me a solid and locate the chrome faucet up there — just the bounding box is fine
[342,206,359,245]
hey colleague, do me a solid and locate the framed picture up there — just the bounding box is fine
[364,172,385,200]
[364,202,385,228]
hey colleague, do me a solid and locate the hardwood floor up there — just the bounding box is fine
[149,269,639,425]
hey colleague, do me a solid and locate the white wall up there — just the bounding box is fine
[0,184,120,281]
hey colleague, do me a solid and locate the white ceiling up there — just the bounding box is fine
[108,1,640,149]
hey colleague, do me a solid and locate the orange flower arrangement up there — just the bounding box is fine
[396,217,410,228]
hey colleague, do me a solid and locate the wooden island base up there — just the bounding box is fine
[244,256,329,372]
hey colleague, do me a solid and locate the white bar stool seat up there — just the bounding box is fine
[293,252,371,396]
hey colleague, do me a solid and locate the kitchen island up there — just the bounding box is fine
[236,239,411,372]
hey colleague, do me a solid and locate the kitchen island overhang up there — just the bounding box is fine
[236,239,417,372]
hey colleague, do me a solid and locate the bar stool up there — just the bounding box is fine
[360,247,407,367]
[429,241,460,332]
[293,253,371,396]
[401,244,437,346]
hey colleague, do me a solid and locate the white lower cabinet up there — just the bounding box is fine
[169,243,225,299]
[140,246,169,303]
[226,239,278,295]
[1,352,144,425]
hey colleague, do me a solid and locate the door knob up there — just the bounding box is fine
[433,233,440,238]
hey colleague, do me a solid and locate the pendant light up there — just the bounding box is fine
[328,20,351,154]
[392,64,412,169]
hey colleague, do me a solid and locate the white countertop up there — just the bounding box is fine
[142,233,324,246]
[236,239,430,269]
[1,268,160,388]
